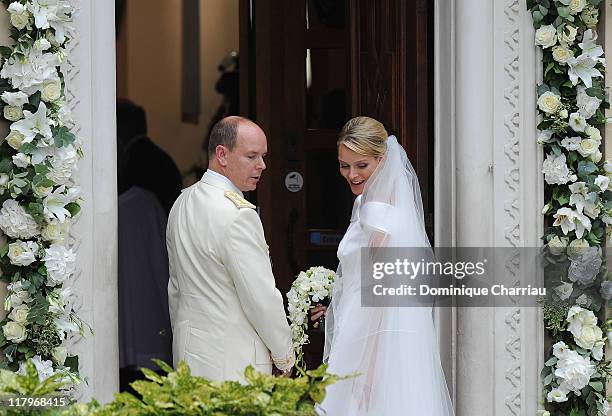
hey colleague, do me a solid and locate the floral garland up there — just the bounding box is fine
[527,0,612,415]
[0,0,86,386]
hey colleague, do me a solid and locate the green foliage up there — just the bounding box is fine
[0,360,345,416]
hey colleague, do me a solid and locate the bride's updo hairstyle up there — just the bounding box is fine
[337,116,388,157]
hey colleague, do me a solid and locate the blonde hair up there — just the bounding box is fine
[337,116,388,157]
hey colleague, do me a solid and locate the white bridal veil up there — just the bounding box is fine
[320,136,454,415]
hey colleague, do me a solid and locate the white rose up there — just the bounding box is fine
[584,126,601,142]
[568,238,589,258]
[8,2,29,30]
[41,78,61,102]
[41,220,70,243]
[558,108,568,119]
[590,151,602,163]
[5,130,25,150]
[12,153,30,168]
[537,91,562,114]
[0,91,28,107]
[554,282,573,300]
[8,305,29,324]
[559,25,578,46]
[594,175,609,192]
[0,174,9,188]
[3,106,22,122]
[3,321,26,343]
[52,345,67,366]
[552,45,573,64]
[577,139,599,157]
[575,324,602,350]
[569,0,587,14]
[548,236,567,256]
[581,5,599,28]
[8,240,38,266]
[547,388,568,403]
[34,38,51,52]
[535,25,557,48]
[569,112,587,132]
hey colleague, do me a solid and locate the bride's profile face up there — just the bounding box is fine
[338,144,381,196]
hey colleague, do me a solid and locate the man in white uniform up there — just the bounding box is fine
[166,116,295,381]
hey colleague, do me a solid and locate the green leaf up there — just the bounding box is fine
[52,126,75,148]
[0,47,11,59]
[533,10,544,22]
[543,373,553,386]
[537,84,550,95]
[538,5,548,16]
[65,202,80,217]
[545,62,555,78]
[545,356,558,366]
[0,158,13,174]
[589,381,603,392]
[557,6,570,17]
[64,356,79,374]
[28,91,41,109]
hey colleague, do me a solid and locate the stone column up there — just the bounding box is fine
[68,0,119,402]
[447,0,544,415]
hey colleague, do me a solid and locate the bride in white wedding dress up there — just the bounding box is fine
[312,117,454,415]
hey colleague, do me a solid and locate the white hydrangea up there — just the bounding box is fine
[6,280,32,309]
[542,154,575,185]
[8,240,38,266]
[569,112,587,132]
[48,145,79,185]
[43,244,76,286]
[554,348,596,394]
[560,136,581,151]
[554,282,573,300]
[576,85,602,120]
[0,48,60,95]
[0,199,40,239]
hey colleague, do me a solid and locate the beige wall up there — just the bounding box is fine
[118,0,239,180]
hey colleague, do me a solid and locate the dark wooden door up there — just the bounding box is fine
[240,0,433,367]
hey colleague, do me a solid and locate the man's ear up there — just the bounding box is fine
[215,145,228,167]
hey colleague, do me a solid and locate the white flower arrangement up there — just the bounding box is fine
[528,0,612,414]
[286,266,336,368]
[0,0,86,387]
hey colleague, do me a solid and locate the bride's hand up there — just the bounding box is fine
[310,304,327,328]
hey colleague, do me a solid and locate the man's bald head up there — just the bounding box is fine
[207,116,261,159]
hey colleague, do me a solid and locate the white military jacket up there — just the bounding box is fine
[166,170,295,381]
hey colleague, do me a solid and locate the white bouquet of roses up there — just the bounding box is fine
[286,266,336,368]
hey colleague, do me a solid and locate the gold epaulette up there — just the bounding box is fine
[224,191,256,209]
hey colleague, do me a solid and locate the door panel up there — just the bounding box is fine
[242,0,433,368]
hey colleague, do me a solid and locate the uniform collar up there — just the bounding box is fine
[201,169,244,196]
